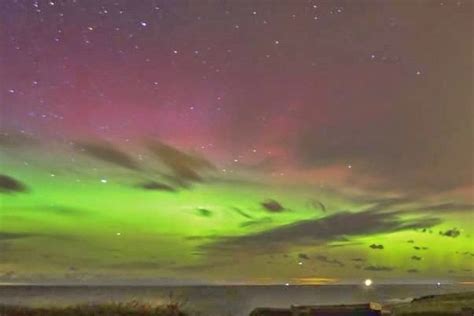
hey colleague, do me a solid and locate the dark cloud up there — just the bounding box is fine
[202,209,440,252]
[364,265,393,272]
[0,130,38,148]
[413,246,429,251]
[407,269,419,273]
[415,203,474,213]
[261,199,285,212]
[369,244,384,250]
[417,227,434,234]
[43,206,87,216]
[351,258,365,262]
[196,208,213,217]
[407,240,415,243]
[184,235,218,241]
[411,256,422,261]
[146,140,215,186]
[2,205,86,216]
[0,175,29,193]
[75,140,140,170]
[314,255,344,267]
[240,217,272,228]
[308,199,326,212]
[362,197,413,212]
[136,181,176,192]
[0,232,36,241]
[327,241,363,248]
[298,253,310,260]
[439,228,461,238]
[232,207,253,219]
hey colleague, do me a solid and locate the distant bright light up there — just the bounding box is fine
[298,261,303,265]
[100,179,107,183]
[364,279,372,287]
[284,283,290,286]
[436,282,441,287]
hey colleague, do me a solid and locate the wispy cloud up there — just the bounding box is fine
[75,140,140,170]
[201,209,441,253]
[0,175,29,194]
[146,140,215,186]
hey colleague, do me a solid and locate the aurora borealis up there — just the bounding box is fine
[0,0,473,285]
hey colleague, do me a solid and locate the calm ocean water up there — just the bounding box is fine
[1,284,472,316]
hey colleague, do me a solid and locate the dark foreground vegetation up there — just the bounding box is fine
[387,291,474,315]
[0,301,187,316]
[0,292,472,316]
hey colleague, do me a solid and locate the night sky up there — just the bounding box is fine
[0,0,473,285]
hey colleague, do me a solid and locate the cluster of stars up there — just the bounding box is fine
[1,0,444,200]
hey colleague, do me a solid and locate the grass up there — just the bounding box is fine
[0,301,188,316]
[388,291,474,316]
[1,291,473,316]
[0,292,190,316]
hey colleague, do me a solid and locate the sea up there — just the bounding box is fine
[0,284,472,316]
